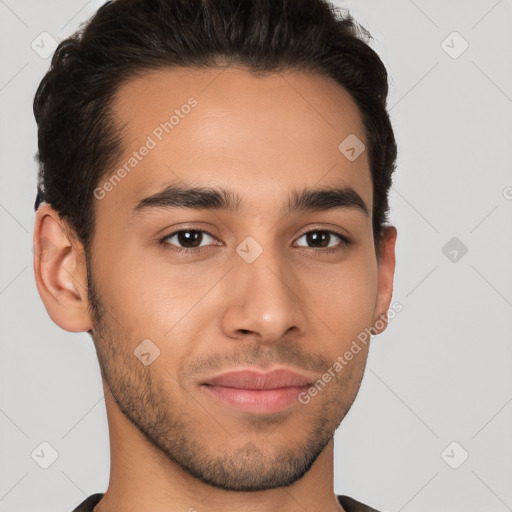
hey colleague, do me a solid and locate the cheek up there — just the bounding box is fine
[97,254,221,355]
[301,256,378,339]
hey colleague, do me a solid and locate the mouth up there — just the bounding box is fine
[200,367,313,414]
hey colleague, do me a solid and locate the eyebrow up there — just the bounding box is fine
[131,182,369,218]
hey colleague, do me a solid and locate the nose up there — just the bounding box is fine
[220,246,305,345]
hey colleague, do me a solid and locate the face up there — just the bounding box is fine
[83,67,395,491]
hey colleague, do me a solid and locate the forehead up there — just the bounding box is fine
[101,66,372,216]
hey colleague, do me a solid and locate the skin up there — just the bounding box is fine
[33,67,396,512]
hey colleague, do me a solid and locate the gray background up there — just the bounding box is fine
[1,1,511,511]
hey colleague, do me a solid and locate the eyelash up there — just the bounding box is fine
[159,228,351,255]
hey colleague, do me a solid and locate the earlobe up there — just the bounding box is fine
[371,225,397,335]
[33,204,93,332]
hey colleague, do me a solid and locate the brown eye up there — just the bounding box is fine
[161,229,215,251]
[294,230,347,250]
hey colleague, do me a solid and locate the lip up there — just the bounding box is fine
[202,368,313,389]
[200,368,314,414]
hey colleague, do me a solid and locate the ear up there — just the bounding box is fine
[371,225,397,335]
[33,203,93,332]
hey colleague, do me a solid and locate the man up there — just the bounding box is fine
[32,0,398,510]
